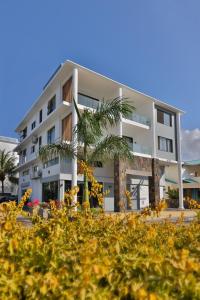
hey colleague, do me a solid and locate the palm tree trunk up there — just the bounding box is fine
[1,180,4,195]
[83,171,89,203]
[83,144,89,206]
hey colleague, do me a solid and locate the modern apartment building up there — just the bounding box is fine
[0,136,19,195]
[15,60,184,211]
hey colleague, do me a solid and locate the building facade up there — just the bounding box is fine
[15,61,184,210]
[166,160,200,201]
[0,136,19,195]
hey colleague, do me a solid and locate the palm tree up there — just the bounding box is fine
[39,97,135,206]
[0,150,18,195]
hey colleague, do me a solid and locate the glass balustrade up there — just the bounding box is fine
[126,112,151,126]
[78,94,100,109]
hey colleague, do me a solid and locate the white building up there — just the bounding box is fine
[0,136,19,195]
[15,60,184,210]
[165,160,200,201]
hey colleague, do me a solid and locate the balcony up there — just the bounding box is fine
[133,143,152,155]
[78,94,99,109]
[125,112,151,127]
[126,141,151,156]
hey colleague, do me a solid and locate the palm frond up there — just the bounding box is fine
[94,97,135,129]
[89,135,134,163]
[39,142,75,163]
[74,109,102,146]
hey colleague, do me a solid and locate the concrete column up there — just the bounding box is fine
[72,68,78,204]
[114,87,124,211]
[59,180,65,202]
[176,112,184,209]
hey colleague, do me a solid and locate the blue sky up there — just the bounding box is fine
[0,0,200,137]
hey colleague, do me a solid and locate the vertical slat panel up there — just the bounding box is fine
[62,77,72,102]
[62,113,72,141]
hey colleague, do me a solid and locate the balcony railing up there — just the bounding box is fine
[125,112,151,127]
[78,94,100,109]
[133,143,152,155]
[127,142,151,155]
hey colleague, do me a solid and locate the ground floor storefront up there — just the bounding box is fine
[19,156,182,211]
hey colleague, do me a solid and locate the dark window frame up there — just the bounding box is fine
[158,136,173,153]
[157,109,172,127]
[47,95,56,115]
[47,126,55,145]
[39,109,43,123]
[31,121,36,131]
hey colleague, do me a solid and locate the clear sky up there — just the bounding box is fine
[0,0,200,138]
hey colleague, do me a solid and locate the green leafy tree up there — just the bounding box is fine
[0,150,18,194]
[39,97,135,206]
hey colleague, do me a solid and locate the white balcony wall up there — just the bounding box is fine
[122,124,152,155]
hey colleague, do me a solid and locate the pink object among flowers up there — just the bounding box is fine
[27,199,40,207]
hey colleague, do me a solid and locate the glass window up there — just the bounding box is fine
[39,136,42,149]
[39,109,43,123]
[47,95,56,115]
[20,127,27,141]
[31,145,35,153]
[43,157,59,168]
[123,136,133,151]
[22,169,29,176]
[92,161,103,168]
[42,181,58,202]
[47,126,55,144]
[31,121,36,130]
[158,136,173,153]
[157,109,172,126]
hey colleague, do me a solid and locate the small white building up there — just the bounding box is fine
[166,160,200,201]
[14,60,184,210]
[0,136,19,195]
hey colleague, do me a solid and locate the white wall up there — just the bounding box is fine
[0,137,18,195]
[156,112,177,161]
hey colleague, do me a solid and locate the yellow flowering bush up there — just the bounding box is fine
[185,198,200,209]
[78,160,110,209]
[0,198,200,299]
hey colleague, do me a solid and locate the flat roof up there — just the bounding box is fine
[15,60,185,131]
[0,136,18,144]
[184,160,200,166]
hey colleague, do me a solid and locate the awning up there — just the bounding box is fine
[165,178,177,184]
[183,178,198,183]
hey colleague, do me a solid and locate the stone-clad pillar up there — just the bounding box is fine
[149,158,160,207]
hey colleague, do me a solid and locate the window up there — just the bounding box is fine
[123,136,133,151]
[92,161,103,168]
[43,157,59,168]
[31,121,36,130]
[157,109,172,126]
[47,95,56,115]
[31,145,35,153]
[158,136,173,152]
[47,126,55,144]
[42,181,58,202]
[21,149,27,164]
[39,109,43,123]
[20,127,27,141]
[33,165,38,172]
[22,169,29,176]
[39,136,42,149]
